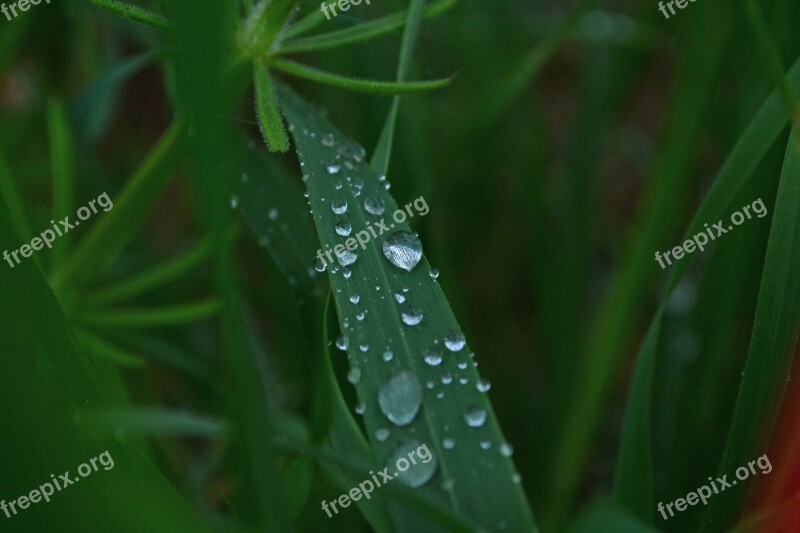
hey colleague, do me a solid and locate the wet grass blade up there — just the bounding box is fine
[701,128,800,529]
[279,86,536,531]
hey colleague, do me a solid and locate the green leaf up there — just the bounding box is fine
[701,128,800,529]
[76,299,221,329]
[271,58,453,95]
[84,407,228,438]
[371,0,428,176]
[254,59,290,153]
[613,53,800,521]
[76,328,146,367]
[88,0,170,30]
[279,86,537,531]
[276,0,455,54]
[282,9,326,40]
[48,99,75,271]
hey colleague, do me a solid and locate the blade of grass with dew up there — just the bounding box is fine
[272,58,452,94]
[613,53,800,522]
[0,185,206,532]
[54,119,186,289]
[48,99,75,270]
[371,0,427,176]
[276,0,454,55]
[87,0,170,30]
[701,128,800,530]
[279,85,536,531]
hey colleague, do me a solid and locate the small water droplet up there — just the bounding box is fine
[356,311,366,321]
[480,440,492,450]
[337,140,366,162]
[464,406,487,428]
[499,442,514,457]
[327,164,341,175]
[335,336,349,351]
[424,349,442,366]
[355,402,366,415]
[383,350,394,362]
[429,268,440,280]
[364,196,386,216]
[375,428,390,442]
[268,207,279,220]
[389,440,437,488]
[347,367,362,384]
[476,379,491,393]
[229,195,239,209]
[335,220,352,236]
[349,295,360,304]
[336,248,357,267]
[321,133,336,147]
[511,473,522,484]
[444,331,466,352]
[401,305,423,326]
[314,257,327,272]
[359,344,369,352]
[343,268,352,279]
[459,377,468,385]
[378,370,422,426]
[443,437,456,450]
[457,361,468,370]
[383,232,423,272]
[331,199,348,215]
[393,291,406,303]
[441,373,453,385]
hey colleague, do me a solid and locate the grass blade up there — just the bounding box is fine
[701,128,800,529]
[77,299,221,329]
[272,58,453,94]
[88,0,170,30]
[279,85,536,531]
[276,0,454,54]
[48,99,75,270]
[254,59,290,152]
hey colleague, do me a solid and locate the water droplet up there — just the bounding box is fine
[327,164,341,175]
[464,407,487,428]
[441,373,453,385]
[359,344,369,352]
[349,295,360,304]
[337,140,366,162]
[429,268,440,280]
[457,361,468,370]
[424,349,442,366]
[444,331,466,352]
[335,336,349,351]
[336,248,357,267]
[393,291,406,303]
[343,268,352,279]
[355,402,366,415]
[443,437,456,450]
[229,195,239,209]
[364,197,386,216]
[499,442,514,457]
[321,133,336,147]
[383,232,423,272]
[314,257,327,272]
[356,311,366,321]
[480,440,492,450]
[268,207,279,220]
[331,199,348,215]
[383,350,394,362]
[476,379,491,393]
[441,478,455,491]
[401,305,423,326]
[347,367,362,384]
[459,377,468,385]
[389,440,437,488]
[335,220,352,236]
[378,370,422,426]
[511,473,522,484]
[375,428,390,442]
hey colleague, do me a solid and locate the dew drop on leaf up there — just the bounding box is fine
[401,305,423,326]
[331,199,348,215]
[444,330,466,352]
[378,370,422,426]
[464,406,487,428]
[383,232,423,272]
[389,440,437,488]
[364,196,386,216]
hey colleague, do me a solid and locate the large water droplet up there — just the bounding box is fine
[331,199,348,215]
[383,232,423,272]
[388,440,437,488]
[378,370,422,426]
[424,349,442,366]
[444,331,466,352]
[464,406,487,428]
[335,220,352,236]
[364,197,386,216]
[401,305,423,326]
